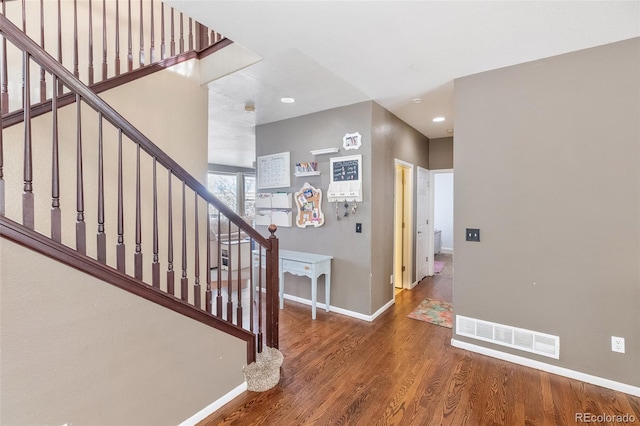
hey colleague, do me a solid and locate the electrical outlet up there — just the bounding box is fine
[611,336,625,353]
[390,275,394,285]
[356,223,362,233]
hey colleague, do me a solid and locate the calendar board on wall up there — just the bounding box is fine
[257,151,291,189]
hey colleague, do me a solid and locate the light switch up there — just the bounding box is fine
[466,228,480,242]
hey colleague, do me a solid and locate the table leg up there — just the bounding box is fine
[325,272,331,312]
[311,273,317,320]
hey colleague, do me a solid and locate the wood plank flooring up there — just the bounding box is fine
[201,257,640,425]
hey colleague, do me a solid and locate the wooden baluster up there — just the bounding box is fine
[188,18,193,51]
[73,0,79,78]
[257,245,263,352]
[50,77,60,240]
[211,29,215,44]
[193,194,200,309]
[138,0,144,66]
[249,238,254,332]
[236,228,243,327]
[226,220,232,323]
[134,143,142,279]
[0,86,4,216]
[101,0,107,81]
[75,95,86,253]
[180,181,188,301]
[22,54,34,229]
[57,0,63,93]
[114,0,120,76]
[127,0,132,72]
[266,225,279,349]
[152,158,159,288]
[96,113,106,263]
[169,7,175,56]
[150,0,155,63]
[205,203,212,313]
[179,12,184,54]
[21,0,25,108]
[39,0,46,102]
[215,210,222,317]
[167,170,174,295]
[1,0,8,114]
[88,0,94,84]
[116,130,125,272]
[160,3,165,60]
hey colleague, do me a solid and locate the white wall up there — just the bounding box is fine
[434,172,453,252]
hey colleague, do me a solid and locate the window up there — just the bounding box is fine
[207,172,255,219]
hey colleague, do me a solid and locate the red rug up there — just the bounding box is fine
[434,260,445,274]
[407,298,452,328]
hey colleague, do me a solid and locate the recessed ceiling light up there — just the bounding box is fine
[412,98,422,104]
[280,97,295,104]
[432,116,445,122]
[447,129,454,133]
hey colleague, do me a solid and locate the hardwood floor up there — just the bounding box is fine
[201,259,640,425]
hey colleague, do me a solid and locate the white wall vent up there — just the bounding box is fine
[456,315,559,359]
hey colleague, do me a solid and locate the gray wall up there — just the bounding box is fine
[371,103,429,310]
[256,101,428,315]
[453,38,640,386]
[429,137,454,170]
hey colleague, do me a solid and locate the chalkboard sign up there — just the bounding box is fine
[332,159,359,182]
[330,154,362,184]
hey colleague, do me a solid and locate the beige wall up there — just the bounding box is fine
[429,137,453,170]
[3,59,209,303]
[453,38,640,386]
[0,239,246,425]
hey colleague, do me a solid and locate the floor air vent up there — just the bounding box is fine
[456,315,559,359]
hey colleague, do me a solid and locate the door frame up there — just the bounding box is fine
[393,159,414,290]
[428,168,454,275]
[415,166,430,282]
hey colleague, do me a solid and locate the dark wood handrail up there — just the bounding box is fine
[0,215,257,363]
[0,14,267,247]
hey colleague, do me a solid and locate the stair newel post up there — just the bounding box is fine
[193,193,200,309]
[151,158,159,288]
[160,3,165,60]
[127,0,132,72]
[225,218,232,323]
[96,113,106,263]
[73,0,79,79]
[50,77,61,241]
[138,0,144,66]
[114,0,120,76]
[116,130,125,272]
[22,53,34,229]
[75,94,86,253]
[1,0,8,112]
[265,224,279,349]
[205,202,212,314]
[88,0,94,85]
[134,143,142,280]
[169,7,175,57]
[150,0,155,63]
[166,170,175,295]
[180,180,188,301]
[39,0,46,102]
[101,0,107,81]
[215,209,222,317]
[236,227,242,328]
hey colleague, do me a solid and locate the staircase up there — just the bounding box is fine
[0,3,279,422]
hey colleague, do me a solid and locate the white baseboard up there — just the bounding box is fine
[440,248,453,254]
[409,280,419,289]
[451,339,640,397]
[179,381,248,425]
[282,293,394,322]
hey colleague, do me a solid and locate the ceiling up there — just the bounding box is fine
[167,1,640,168]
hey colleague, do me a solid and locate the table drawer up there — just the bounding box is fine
[282,259,311,275]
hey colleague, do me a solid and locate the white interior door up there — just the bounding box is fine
[416,167,429,281]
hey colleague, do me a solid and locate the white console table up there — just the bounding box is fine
[253,249,333,320]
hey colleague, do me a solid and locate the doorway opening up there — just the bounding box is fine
[428,169,454,277]
[394,160,414,290]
